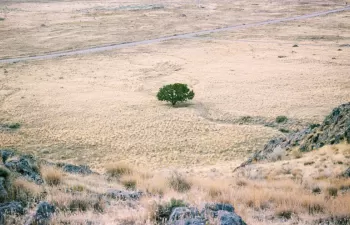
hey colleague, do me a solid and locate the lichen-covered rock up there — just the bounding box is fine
[60,164,93,175]
[106,189,142,200]
[0,201,24,215]
[32,201,55,225]
[5,156,43,184]
[217,211,247,225]
[169,207,201,222]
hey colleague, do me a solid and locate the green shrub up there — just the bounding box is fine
[309,123,320,129]
[0,18,4,21]
[279,128,290,133]
[276,116,288,123]
[121,179,137,190]
[157,83,194,106]
[153,198,187,223]
[277,210,293,219]
[69,198,89,212]
[0,167,11,179]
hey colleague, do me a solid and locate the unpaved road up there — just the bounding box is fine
[1,6,349,64]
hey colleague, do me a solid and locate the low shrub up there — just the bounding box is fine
[105,163,133,178]
[276,116,288,123]
[153,198,187,223]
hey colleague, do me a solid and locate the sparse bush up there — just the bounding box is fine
[71,185,85,192]
[279,128,290,133]
[168,173,191,192]
[157,83,194,106]
[152,198,187,223]
[276,116,288,123]
[0,18,4,21]
[105,163,133,178]
[309,123,320,129]
[69,198,89,212]
[312,187,321,194]
[327,187,338,197]
[121,179,137,190]
[276,210,293,219]
[42,167,63,186]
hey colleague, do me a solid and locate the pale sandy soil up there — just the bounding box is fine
[0,0,348,58]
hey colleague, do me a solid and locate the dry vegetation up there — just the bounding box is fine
[0,0,349,224]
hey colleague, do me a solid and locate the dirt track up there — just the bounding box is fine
[1,6,349,64]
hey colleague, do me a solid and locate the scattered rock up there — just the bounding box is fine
[5,156,43,184]
[106,189,142,200]
[171,218,206,225]
[59,163,93,175]
[0,201,24,215]
[31,202,55,225]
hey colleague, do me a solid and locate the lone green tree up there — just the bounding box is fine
[157,83,195,106]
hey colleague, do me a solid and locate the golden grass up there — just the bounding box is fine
[105,163,133,178]
[41,166,63,186]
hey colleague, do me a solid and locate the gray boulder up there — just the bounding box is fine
[5,156,43,184]
[106,189,142,200]
[32,201,55,225]
[0,201,24,215]
[218,211,246,225]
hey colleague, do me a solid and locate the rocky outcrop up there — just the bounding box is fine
[169,203,246,225]
[5,156,43,184]
[0,150,15,163]
[31,202,56,225]
[342,167,350,178]
[235,103,350,170]
[300,102,350,151]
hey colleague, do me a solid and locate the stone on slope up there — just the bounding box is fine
[32,201,55,225]
[5,156,43,184]
[106,189,142,200]
[60,164,93,175]
[218,211,247,225]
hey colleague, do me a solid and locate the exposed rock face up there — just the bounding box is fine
[169,203,246,225]
[106,189,142,201]
[5,156,43,184]
[32,202,55,225]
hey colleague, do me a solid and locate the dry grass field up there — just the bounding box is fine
[0,0,350,171]
[0,0,350,224]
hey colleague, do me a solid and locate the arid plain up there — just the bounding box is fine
[1,0,349,171]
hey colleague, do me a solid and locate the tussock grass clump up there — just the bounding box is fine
[11,178,43,205]
[168,173,191,192]
[121,178,137,190]
[105,163,133,178]
[327,187,338,197]
[42,167,63,186]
